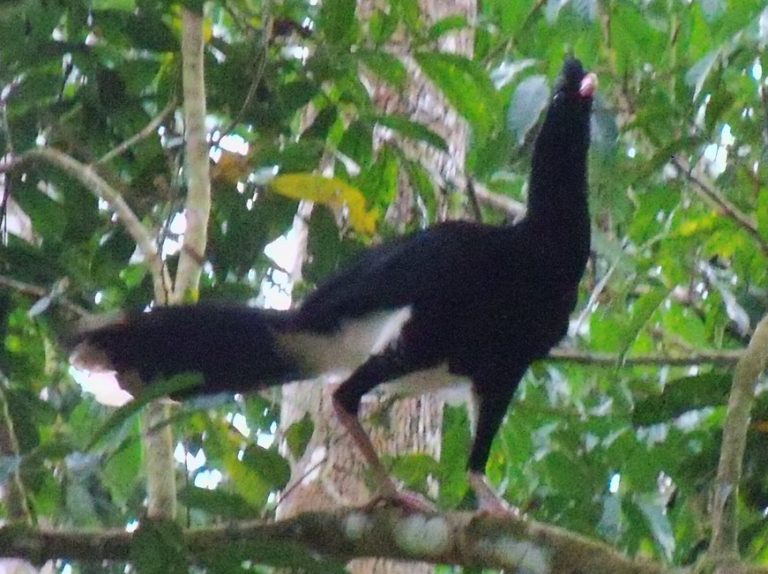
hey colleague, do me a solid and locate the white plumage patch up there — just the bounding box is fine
[278,306,472,410]
[277,306,414,375]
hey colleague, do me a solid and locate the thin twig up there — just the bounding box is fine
[0,275,91,317]
[547,347,743,366]
[465,177,483,222]
[471,184,526,220]
[0,373,32,524]
[17,148,172,297]
[96,98,177,166]
[212,18,271,146]
[672,156,768,255]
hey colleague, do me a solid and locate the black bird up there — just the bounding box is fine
[72,58,597,513]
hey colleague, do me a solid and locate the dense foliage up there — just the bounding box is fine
[1,0,768,570]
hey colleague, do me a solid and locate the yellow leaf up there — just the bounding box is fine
[271,173,378,236]
[678,213,717,237]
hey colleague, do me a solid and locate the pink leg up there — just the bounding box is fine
[333,396,435,512]
[469,471,520,517]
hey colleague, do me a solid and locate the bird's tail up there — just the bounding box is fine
[70,304,303,397]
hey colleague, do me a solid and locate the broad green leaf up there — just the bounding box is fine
[372,114,448,151]
[178,486,260,519]
[635,496,675,561]
[285,414,315,460]
[757,189,768,242]
[92,0,136,11]
[415,52,500,139]
[438,405,471,507]
[86,374,203,450]
[221,449,272,507]
[633,373,731,426]
[102,419,143,506]
[427,15,469,41]
[271,173,379,236]
[241,445,291,490]
[358,51,407,88]
[508,74,549,144]
[390,453,439,491]
[617,286,670,358]
[131,520,188,574]
[319,0,357,48]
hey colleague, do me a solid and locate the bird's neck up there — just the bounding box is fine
[525,147,589,231]
[523,133,591,269]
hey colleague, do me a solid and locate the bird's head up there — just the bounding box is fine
[552,58,597,107]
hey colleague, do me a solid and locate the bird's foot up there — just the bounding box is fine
[365,489,436,513]
[469,471,521,518]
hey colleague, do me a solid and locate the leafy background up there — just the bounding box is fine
[1,0,768,570]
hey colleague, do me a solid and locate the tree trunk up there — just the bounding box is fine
[277,2,474,573]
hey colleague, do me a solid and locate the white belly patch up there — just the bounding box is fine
[277,306,413,375]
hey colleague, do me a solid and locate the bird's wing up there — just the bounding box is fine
[292,220,518,332]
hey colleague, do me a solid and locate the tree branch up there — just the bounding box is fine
[671,156,768,256]
[0,374,32,523]
[95,98,177,166]
[470,183,526,220]
[708,313,768,563]
[173,7,211,302]
[0,508,674,573]
[0,275,91,318]
[547,347,742,367]
[11,148,172,299]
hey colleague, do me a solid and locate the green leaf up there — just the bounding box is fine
[178,486,260,519]
[102,419,143,505]
[635,496,675,561]
[86,373,204,450]
[757,189,768,242]
[358,51,407,89]
[427,15,469,41]
[131,520,188,574]
[438,405,471,506]
[319,0,358,48]
[633,373,731,426]
[507,74,549,144]
[415,52,500,139]
[285,414,315,460]
[616,286,670,358]
[241,445,291,489]
[92,0,136,11]
[390,453,439,490]
[372,114,448,151]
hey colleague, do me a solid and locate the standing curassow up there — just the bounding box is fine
[72,57,597,513]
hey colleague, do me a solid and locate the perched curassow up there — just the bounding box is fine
[73,57,597,513]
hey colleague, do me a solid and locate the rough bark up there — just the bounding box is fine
[277,2,475,573]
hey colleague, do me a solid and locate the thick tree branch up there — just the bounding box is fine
[141,6,213,522]
[173,7,211,302]
[708,314,768,564]
[0,508,673,573]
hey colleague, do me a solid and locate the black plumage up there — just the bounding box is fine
[72,58,596,512]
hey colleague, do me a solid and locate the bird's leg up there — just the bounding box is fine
[333,352,436,512]
[468,381,520,516]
